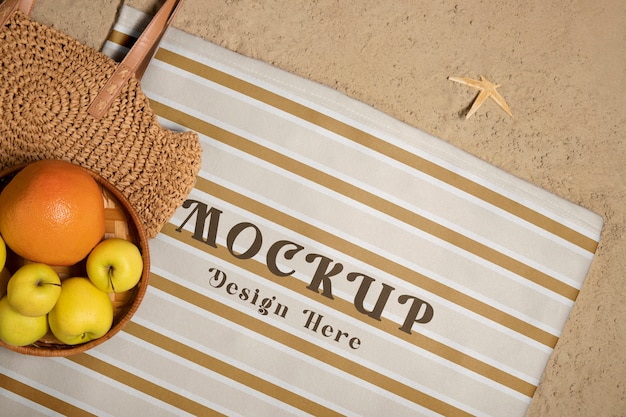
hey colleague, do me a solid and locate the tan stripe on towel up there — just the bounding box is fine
[0,373,96,417]
[148,272,475,417]
[123,320,344,417]
[171,177,559,348]
[153,48,598,255]
[162,223,538,398]
[68,353,224,416]
[149,99,580,302]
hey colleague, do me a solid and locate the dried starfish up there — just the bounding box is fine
[448,75,513,119]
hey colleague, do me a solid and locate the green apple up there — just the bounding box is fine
[0,296,48,346]
[0,267,10,298]
[7,263,61,317]
[86,238,143,293]
[48,277,113,345]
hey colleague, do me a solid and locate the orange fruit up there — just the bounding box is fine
[0,160,105,266]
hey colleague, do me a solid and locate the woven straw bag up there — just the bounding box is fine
[0,0,202,239]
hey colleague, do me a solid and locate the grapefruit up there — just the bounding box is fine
[0,160,105,266]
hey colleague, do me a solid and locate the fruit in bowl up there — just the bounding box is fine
[0,160,149,355]
[87,238,144,293]
[0,159,105,266]
[48,277,114,345]
[0,233,5,272]
[0,266,10,298]
[7,263,61,317]
[0,297,48,347]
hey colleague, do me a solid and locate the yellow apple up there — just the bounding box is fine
[0,296,48,346]
[0,234,6,271]
[7,263,61,317]
[0,267,10,298]
[86,238,143,293]
[48,277,113,345]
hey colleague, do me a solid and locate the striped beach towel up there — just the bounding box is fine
[1,5,603,416]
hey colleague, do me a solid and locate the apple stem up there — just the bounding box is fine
[108,267,116,293]
[35,279,61,287]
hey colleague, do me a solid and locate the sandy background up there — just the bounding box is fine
[33,0,625,415]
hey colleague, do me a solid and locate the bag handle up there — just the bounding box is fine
[0,0,35,24]
[0,0,185,119]
[88,0,185,118]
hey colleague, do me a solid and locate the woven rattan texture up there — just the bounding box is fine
[0,11,202,238]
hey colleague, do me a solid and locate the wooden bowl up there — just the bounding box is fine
[0,163,150,356]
